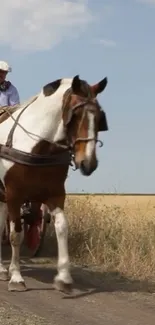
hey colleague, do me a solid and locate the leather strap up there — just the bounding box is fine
[0,144,71,167]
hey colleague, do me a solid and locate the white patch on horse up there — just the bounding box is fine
[9,271,24,284]
[9,221,25,284]
[52,207,72,284]
[0,161,14,186]
[86,112,95,160]
[0,78,73,183]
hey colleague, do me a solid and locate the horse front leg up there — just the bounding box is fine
[0,202,8,280]
[46,196,73,293]
[7,200,26,291]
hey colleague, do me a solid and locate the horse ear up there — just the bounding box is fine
[91,77,108,96]
[71,75,81,94]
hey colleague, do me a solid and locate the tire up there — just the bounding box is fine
[23,204,50,258]
[29,214,47,257]
[2,219,10,245]
[2,205,50,258]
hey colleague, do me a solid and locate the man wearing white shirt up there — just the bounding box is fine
[0,60,20,107]
[0,61,36,240]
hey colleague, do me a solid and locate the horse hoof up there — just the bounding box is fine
[53,279,73,294]
[0,271,8,281]
[8,281,27,292]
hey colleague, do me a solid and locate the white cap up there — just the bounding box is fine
[0,61,12,72]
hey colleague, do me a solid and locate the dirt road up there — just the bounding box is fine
[1,259,155,325]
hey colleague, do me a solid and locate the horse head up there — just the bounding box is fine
[62,75,108,176]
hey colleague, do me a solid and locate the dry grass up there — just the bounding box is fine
[48,194,155,280]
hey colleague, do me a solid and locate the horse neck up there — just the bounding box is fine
[10,87,69,152]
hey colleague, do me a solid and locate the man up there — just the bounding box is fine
[0,61,33,222]
[0,61,45,250]
[0,60,20,107]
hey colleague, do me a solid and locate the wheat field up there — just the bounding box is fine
[66,194,155,216]
[47,194,155,281]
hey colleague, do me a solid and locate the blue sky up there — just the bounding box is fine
[1,0,155,193]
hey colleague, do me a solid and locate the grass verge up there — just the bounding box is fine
[46,195,155,280]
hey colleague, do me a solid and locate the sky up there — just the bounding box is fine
[0,0,155,193]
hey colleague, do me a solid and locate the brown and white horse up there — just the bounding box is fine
[0,75,108,292]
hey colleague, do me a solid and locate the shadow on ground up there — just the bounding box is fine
[15,261,155,299]
[2,238,155,299]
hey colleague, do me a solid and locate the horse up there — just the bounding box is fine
[0,75,108,292]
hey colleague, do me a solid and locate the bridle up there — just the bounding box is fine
[64,98,103,150]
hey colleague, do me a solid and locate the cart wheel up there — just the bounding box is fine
[2,205,50,258]
[2,219,10,245]
[24,207,49,257]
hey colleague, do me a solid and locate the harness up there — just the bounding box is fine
[0,84,106,168]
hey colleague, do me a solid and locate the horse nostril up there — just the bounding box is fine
[79,160,87,175]
[80,160,96,176]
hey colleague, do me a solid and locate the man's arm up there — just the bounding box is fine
[8,85,20,106]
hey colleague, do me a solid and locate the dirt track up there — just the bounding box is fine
[1,258,155,325]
